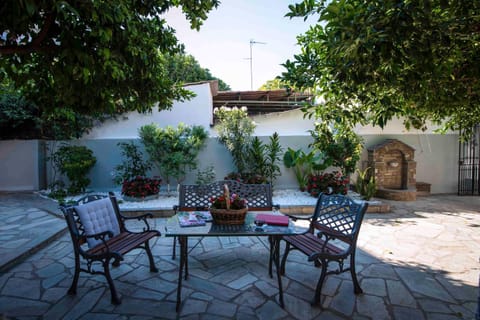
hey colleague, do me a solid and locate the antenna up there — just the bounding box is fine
[248,39,266,90]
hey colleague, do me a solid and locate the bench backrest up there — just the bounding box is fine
[61,192,124,248]
[177,180,274,211]
[311,193,368,245]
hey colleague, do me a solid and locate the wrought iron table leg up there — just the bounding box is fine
[271,235,285,308]
[268,235,273,277]
[176,236,188,312]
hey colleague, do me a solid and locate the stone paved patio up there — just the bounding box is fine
[0,193,479,319]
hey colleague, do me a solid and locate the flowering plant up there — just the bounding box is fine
[306,171,349,197]
[210,193,247,210]
[121,176,161,198]
[210,184,247,210]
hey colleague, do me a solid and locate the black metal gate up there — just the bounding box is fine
[458,125,480,195]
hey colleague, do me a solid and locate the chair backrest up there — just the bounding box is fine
[177,180,275,211]
[61,193,123,249]
[311,193,368,245]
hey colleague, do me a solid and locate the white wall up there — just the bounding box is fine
[83,82,215,139]
[252,109,315,136]
[0,140,45,191]
[355,116,454,135]
[77,82,460,194]
[252,109,455,137]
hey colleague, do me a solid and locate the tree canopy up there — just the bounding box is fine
[282,0,480,138]
[165,53,231,91]
[0,0,220,118]
[258,78,293,91]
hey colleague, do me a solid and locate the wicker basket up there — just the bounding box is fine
[209,207,248,225]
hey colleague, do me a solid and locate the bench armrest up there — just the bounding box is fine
[86,230,114,240]
[121,213,155,231]
[82,230,115,254]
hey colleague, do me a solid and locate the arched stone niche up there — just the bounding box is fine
[367,139,417,201]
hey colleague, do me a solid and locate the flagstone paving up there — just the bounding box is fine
[0,192,479,319]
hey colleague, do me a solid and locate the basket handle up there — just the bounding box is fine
[224,184,231,210]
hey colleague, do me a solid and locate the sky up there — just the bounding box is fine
[164,1,314,91]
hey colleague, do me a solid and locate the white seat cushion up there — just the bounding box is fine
[75,197,121,248]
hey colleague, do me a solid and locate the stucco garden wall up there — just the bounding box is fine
[42,136,312,192]
[0,81,461,194]
[0,140,46,191]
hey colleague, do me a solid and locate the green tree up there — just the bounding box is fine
[259,78,294,91]
[0,0,219,117]
[283,0,480,139]
[0,76,101,139]
[309,123,363,176]
[52,144,96,194]
[214,106,256,174]
[165,53,231,91]
[139,123,208,192]
[246,133,283,187]
[113,142,152,185]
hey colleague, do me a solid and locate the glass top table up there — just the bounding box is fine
[165,211,309,312]
[165,211,308,236]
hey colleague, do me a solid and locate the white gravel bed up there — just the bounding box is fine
[116,189,317,210]
[40,188,319,210]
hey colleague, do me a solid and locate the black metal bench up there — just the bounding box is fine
[280,193,368,305]
[177,180,275,211]
[61,192,161,305]
[172,180,278,259]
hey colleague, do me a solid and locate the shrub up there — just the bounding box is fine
[215,107,282,186]
[113,142,152,185]
[306,171,349,197]
[310,124,363,176]
[139,123,208,192]
[283,148,327,191]
[122,176,162,198]
[214,106,255,174]
[52,144,96,194]
[195,166,216,185]
[355,167,377,200]
[246,133,283,187]
[224,172,267,184]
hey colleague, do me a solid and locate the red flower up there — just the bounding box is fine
[121,176,162,198]
[210,193,247,210]
[306,171,349,197]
